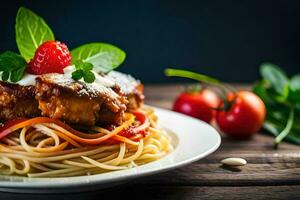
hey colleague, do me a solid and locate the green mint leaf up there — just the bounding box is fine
[73,60,84,70]
[72,70,84,80]
[83,62,93,71]
[260,63,289,101]
[83,71,96,83]
[16,7,55,62]
[71,43,126,73]
[1,71,9,81]
[72,60,96,83]
[73,60,93,71]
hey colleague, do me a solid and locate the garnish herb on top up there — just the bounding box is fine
[253,63,300,147]
[72,60,95,83]
[0,7,126,83]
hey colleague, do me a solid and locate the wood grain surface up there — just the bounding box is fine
[1,84,299,200]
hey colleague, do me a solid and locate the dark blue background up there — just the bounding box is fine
[1,0,300,83]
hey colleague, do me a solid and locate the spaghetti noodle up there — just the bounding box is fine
[0,107,172,177]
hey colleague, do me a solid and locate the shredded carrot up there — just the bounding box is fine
[51,130,82,148]
[112,135,139,145]
[0,112,149,146]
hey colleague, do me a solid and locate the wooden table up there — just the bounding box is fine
[1,84,300,200]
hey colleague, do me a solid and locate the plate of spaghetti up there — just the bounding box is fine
[0,106,220,193]
[0,7,221,193]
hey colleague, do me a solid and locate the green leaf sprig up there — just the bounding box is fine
[253,63,300,147]
[71,60,95,83]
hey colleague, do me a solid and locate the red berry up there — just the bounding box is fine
[27,41,71,75]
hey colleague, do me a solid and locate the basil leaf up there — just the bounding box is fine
[260,63,289,100]
[71,43,126,73]
[0,51,27,71]
[16,7,55,62]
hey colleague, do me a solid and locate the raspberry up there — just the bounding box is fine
[27,41,71,75]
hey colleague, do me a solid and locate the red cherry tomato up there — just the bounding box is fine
[173,89,220,123]
[216,91,266,138]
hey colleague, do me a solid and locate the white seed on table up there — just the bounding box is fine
[221,157,247,166]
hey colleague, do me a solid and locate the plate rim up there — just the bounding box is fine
[0,106,221,190]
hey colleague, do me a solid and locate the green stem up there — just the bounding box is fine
[165,68,219,84]
[274,107,295,147]
[165,68,228,91]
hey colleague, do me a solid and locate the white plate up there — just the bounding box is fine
[0,107,221,193]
